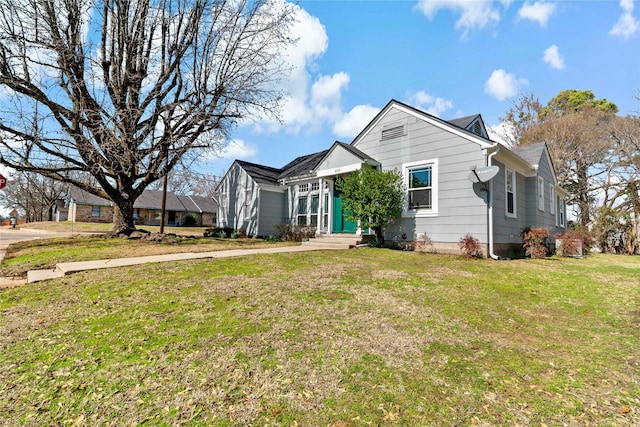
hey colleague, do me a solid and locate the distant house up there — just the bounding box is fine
[61,187,217,227]
[217,99,568,257]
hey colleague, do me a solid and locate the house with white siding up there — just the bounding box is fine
[217,99,568,257]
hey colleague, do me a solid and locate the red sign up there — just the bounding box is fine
[0,173,6,190]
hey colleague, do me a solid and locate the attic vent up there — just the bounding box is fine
[473,121,482,136]
[381,125,406,141]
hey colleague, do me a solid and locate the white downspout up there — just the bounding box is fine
[487,143,500,260]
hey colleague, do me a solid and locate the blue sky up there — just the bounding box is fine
[205,0,640,176]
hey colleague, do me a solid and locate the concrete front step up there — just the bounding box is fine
[302,234,374,249]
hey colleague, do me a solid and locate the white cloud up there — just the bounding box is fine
[332,105,380,139]
[310,72,350,123]
[517,2,556,27]
[484,69,528,101]
[219,139,259,160]
[405,90,454,117]
[610,0,639,40]
[543,45,565,70]
[415,0,504,36]
[253,4,359,137]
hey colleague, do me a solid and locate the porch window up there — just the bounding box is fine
[538,177,545,211]
[310,195,319,226]
[297,197,307,225]
[323,193,329,229]
[298,183,308,193]
[311,182,320,192]
[91,206,100,217]
[403,159,438,216]
[506,168,516,217]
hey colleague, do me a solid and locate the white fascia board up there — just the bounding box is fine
[353,102,494,150]
[316,162,363,177]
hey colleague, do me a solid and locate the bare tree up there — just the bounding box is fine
[0,170,68,221]
[147,167,219,197]
[498,92,543,147]
[0,0,294,233]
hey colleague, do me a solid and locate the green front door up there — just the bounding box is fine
[332,193,357,233]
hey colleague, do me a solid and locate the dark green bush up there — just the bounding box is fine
[184,214,197,226]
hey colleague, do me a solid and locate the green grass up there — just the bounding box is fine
[0,251,638,426]
[0,235,297,276]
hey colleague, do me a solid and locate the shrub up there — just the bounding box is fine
[458,233,482,259]
[414,232,434,253]
[521,227,549,259]
[265,235,281,242]
[555,226,592,257]
[204,227,234,238]
[184,214,197,226]
[275,224,317,242]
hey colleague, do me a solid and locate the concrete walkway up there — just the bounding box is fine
[1,229,359,288]
[23,243,345,284]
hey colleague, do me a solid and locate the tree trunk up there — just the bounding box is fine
[112,197,136,235]
[577,164,591,227]
[373,226,384,248]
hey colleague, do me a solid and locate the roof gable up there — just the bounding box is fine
[510,142,558,184]
[315,141,378,175]
[351,99,494,149]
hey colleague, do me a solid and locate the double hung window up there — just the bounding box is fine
[408,167,432,209]
[403,159,438,216]
[537,177,545,211]
[506,168,516,217]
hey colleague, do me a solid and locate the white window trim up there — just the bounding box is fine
[402,159,438,218]
[537,177,545,211]
[505,168,517,218]
[549,184,555,216]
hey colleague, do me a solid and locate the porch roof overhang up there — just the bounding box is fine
[316,159,380,178]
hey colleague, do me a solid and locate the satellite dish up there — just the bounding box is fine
[467,165,500,183]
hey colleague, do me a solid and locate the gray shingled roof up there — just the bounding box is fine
[68,187,112,206]
[511,142,546,166]
[279,150,329,180]
[448,114,481,130]
[181,194,217,213]
[68,186,216,213]
[134,189,185,211]
[236,149,331,184]
[235,160,282,185]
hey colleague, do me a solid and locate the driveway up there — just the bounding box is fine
[1,227,78,288]
[0,227,74,249]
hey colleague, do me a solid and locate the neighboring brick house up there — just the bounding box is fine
[61,187,217,227]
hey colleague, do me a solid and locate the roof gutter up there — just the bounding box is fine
[486,143,501,260]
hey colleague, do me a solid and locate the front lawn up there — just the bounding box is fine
[0,235,297,277]
[0,251,638,425]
